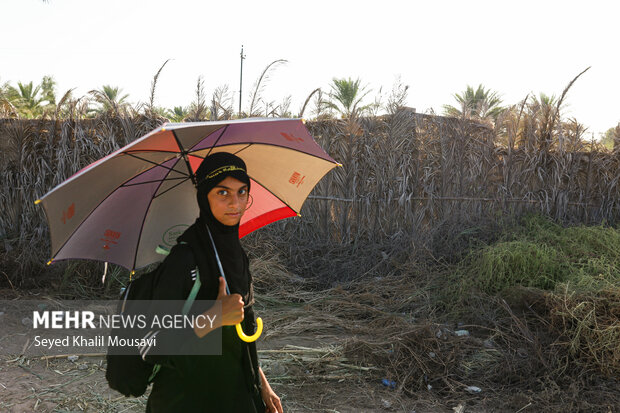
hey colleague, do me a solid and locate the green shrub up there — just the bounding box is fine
[460,215,620,295]
[471,240,569,293]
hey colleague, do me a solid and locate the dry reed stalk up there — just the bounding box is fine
[0,114,163,288]
[2,106,619,286]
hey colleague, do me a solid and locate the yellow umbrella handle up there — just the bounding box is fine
[235,317,263,342]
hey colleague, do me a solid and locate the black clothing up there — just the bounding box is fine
[144,218,264,412]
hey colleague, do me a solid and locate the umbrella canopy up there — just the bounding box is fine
[37,118,338,271]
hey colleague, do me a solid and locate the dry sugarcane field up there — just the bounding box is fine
[0,98,619,412]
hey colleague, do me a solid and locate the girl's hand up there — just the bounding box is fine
[259,368,283,413]
[216,277,244,326]
[194,277,244,338]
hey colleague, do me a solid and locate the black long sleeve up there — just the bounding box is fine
[141,244,200,368]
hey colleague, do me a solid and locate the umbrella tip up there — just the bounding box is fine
[46,259,54,266]
[337,163,343,167]
[301,118,306,124]
[297,213,302,217]
[35,199,42,205]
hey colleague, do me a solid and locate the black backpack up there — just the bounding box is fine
[105,243,201,397]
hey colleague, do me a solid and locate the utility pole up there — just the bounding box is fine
[239,45,245,117]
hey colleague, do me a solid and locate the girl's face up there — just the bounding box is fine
[207,176,249,226]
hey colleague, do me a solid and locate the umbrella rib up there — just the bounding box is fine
[130,156,186,271]
[187,143,253,160]
[121,176,188,188]
[171,130,198,187]
[50,157,183,267]
[124,149,180,154]
[124,153,189,177]
[231,143,253,155]
[152,176,191,199]
[178,125,230,185]
[204,124,230,157]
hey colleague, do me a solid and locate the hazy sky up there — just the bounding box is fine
[1,0,618,135]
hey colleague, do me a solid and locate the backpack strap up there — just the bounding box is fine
[148,241,200,383]
[148,362,161,382]
[182,266,201,315]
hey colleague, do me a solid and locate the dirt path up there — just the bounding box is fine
[0,335,432,412]
[0,300,432,413]
[5,265,614,413]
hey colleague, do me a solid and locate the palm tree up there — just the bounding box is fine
[6,81,48,118]
[443,84,504,122]
[40,76,56,106]
[324,77,372,118]
[166,106,189,122]
[0,78,15,117]
[515,67,591,150]
[524,92,560,149]
[90,85,130,115]
[600,125,620,150]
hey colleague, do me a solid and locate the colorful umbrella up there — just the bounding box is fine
[36,118,338,273]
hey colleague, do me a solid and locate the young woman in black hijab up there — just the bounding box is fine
[143,152,283,413]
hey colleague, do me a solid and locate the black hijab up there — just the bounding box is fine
[172,152,262,400]
[178,152,253,305]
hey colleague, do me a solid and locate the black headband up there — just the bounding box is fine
[195,152,250,196]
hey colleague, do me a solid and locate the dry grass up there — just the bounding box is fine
[2,102,619,288]
[548,285,620,377]
[1,223,618,412]
[247,242,619,412]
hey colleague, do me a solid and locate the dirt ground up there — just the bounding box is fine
[0,341,426,413]
[0,310,414,412]
[1,276,617,413]
[0,290,485,413]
